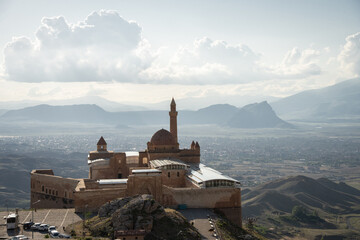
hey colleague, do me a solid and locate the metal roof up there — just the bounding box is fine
[125,151,139,157]
[150,159,189,168]
[87,158,110,165]
[187,163,240,184]
[132,169,161,174]
[97,179,128,184]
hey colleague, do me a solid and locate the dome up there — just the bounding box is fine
[150,129,176,145]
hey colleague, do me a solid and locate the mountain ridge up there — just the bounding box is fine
[0,101,290,129]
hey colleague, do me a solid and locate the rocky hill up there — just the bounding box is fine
[77,194,201,240]
[243,175,360,217]
[226,101,292,128]
[242,175,360,239]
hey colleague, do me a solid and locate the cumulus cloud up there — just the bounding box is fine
[338,32,360,77]
[141,37,263,84]
[2,10,328,85]
[266,47,321,78]
[3,10,153,82]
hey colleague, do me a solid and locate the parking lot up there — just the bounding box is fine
[0,209,82,239]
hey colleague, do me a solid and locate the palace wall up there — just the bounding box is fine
[142,149,200,164]
[162,186,241,208]
[30,170,79,209]
[74,188,127,212]
[161,186,242,226]
[126,174,163,203]
[160,169,186,187]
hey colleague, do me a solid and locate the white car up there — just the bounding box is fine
[30,223,41,230]
[10,235,29,240]
[48,226,56,233]
[50,230,60,238]
[39,224,49,231]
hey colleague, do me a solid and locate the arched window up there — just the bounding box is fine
[42,186,44,192]
[177,172,180,177]
[168,172,170,178]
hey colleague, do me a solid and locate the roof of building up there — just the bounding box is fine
[7,213,18,218]
[132,169,161,174]
[150,128,176,145]
[88,158,110,166]
[187,163,240,184]
[97,136,107,145]
[125,151,139,157]
[150,159,189,169]
[97,179,128,184]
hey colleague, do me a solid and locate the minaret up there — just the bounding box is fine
[169,98,178,143]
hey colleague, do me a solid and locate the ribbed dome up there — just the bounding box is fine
[150,129,176,145]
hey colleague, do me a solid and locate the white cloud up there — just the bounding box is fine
[3,10,153,83]
[141,37,263,84]
[1,9,336,87]
[338,32,360,77]
[266,47,321,78]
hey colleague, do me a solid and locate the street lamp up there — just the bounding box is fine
[32,200,41,239]
[83,204,88,237]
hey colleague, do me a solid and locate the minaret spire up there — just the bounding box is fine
[169,98,178,144]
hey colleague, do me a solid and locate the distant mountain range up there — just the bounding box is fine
[0,101,290,129]
[0,78,359,124]
[271,78,360,120]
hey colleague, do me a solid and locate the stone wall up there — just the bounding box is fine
[126,175,163,203]
[162,186,241,208]
[142,149,200,164]
[218,207,242,227]
[74,188,127,212]
[161,169,186,187]
[30,170,79,209]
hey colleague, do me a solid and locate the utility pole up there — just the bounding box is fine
[32,200,41,239]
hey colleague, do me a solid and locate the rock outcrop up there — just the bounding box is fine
[98,194,165,232]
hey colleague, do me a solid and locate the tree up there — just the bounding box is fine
[291,205,307,220]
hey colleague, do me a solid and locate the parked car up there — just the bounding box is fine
[10,235,29,240]
[50,230,60,238]
[48,226,56,233]
[30,223,41,230]
[59,233,70,239]
[23,221,34,230]
[38,224,49,231]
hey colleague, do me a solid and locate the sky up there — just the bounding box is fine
[0,0,359,108]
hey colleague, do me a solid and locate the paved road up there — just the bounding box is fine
[0,209,82,239]
[179,208,220,240]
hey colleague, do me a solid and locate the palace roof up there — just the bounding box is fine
[150,129,176,145]
[97,136,107,145]
[187,163,240,185]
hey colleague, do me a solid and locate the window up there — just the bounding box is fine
[52,190,55,195]
[168,172,170,178]
[177,172,179,177]
[118,173,122,179]
[46,189,48,194]
[42,186,44,192]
